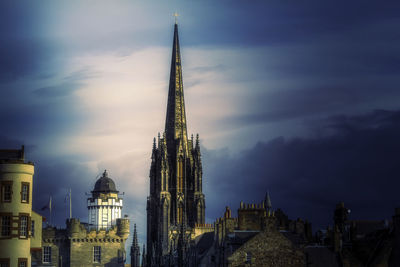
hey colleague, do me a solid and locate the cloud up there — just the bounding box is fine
[203,109,400,229]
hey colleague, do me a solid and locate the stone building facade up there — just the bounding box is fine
[0,146,41,267]
[210,202,306,267]
[146,22,206,267]
[32,218,129,267]
[32,171,130,267]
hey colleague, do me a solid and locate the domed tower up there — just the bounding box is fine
[87,170,123,230]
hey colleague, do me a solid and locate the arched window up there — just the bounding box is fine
[178,203,183,224]
[177,157,184,192]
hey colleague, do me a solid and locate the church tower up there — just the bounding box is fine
[147,21,205,266]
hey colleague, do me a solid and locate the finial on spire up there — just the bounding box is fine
[173,12,179,24]
[103,170,108,177]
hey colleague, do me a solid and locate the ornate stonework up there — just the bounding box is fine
[146,22,206,267]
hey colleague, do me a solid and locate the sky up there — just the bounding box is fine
[1,0,400,258]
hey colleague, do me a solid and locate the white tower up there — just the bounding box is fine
[87,170,123,230]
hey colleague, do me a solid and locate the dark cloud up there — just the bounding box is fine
[33,68,98,98]
[203,109,400,229]
[31,156,95,227]
[34,83,82,98]
[183,1,400,47]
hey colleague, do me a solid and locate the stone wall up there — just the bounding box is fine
[38,218,129,267]
[70,239,125,267]
[238,203,266,231]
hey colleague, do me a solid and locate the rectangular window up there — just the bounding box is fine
[0,258,10,267]
[43,246,51,263]
[18,258,27,267]
[20,183,29,203]
[1,182,12,202]
[19,215,28,238]
[245,252,252,263]
[1,215,11,237]
[93,246,101,263]
[31,220,35,237]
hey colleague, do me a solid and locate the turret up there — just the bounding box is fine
[116,218,130,239]
[87,170,123,230]
[67,218,83,238]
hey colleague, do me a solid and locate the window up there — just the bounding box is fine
[245,252,252,263]
[0,258,10,267]
[18,258,27,267]
[21,183,29,203]
[43,246,51,263]
[93,246,101,263]
[31,220,35,237]
[19,215,28,238]
[1,215,11,237]
[1,182,12,202]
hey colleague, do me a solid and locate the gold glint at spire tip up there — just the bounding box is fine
[173,12,179,24]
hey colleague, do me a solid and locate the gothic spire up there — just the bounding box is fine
[265,191,272,211]
[165,22,188,152]
[133,223,138,247]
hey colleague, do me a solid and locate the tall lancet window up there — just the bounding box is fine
[177,157,184,192]
[163,202,168,238]
[162,171,166,191]
[197,202,202,223]
[178,203,183,224]
[196,172,200,192]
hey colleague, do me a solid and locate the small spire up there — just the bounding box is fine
[133,223,138,246]
[153,137,156,150]
[265,191,272,210]
[103,170,108,177]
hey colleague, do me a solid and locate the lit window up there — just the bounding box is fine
[31,220,35,237]
[94,246,101,263]
[19,215,28,238]
[1,182,12,202]
[43,246,52,263]
[21,183,29,203]
[18,258,27,267]
[1,215,11,237]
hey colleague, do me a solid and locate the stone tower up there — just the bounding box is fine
[88,170,123,230]
[0,146,35,267]
[146,22,205,266]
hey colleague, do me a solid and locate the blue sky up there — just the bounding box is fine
[1,0,400,257]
